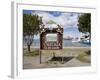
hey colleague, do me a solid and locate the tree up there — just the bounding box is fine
[23,14,42,52]
[78,13,91,33]
[78,13,91,43]
[46,20,56,24]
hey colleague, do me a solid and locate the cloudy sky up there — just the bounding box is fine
[23,10,84,39]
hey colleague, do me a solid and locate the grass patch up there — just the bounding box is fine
[24,50,39,56]
[85,50,91,55]
[76,53,90,63]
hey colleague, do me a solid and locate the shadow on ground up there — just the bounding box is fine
[49,56,74,62]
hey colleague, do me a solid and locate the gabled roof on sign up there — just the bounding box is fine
[43,24,63,28]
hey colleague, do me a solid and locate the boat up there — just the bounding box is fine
[72,37,80,42]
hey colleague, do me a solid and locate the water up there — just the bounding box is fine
[24,39,90,47]
[63,40,90,47]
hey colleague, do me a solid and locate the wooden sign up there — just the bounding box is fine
[40,25,63,50]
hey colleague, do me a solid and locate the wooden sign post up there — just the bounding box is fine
[39,24,63,63]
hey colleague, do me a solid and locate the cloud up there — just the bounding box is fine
[31,11,82,39]
[32,11,79,29]
[32,11,53,24]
